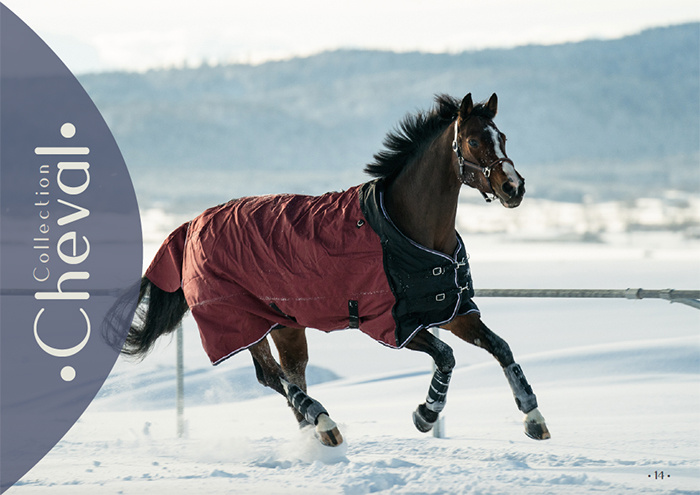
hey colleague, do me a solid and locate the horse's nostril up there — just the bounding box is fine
[502,181,515,197]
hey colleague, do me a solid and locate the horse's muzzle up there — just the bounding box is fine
[498,178,525,208]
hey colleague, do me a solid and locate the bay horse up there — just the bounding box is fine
[123,93,550,446]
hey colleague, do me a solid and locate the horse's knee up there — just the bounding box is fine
[434,338,455,373]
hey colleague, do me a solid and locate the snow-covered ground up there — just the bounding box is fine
[6,208,700,494]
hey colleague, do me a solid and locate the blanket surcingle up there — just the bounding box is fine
[145,179,479,365]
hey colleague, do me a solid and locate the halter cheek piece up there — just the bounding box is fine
[451,120,514,203]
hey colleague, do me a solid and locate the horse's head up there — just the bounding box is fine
[452,93,525,208]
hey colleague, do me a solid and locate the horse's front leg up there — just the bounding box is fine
[443,313,550,440]
[249,335,343,446]
[405,329,455,433]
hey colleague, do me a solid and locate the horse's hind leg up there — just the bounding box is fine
[270,327,309,427]
[270,327,308,395]
[405,329,455,433]
[249,334,343,446]
[443,313,550,440]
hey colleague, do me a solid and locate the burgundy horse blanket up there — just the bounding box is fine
[145,179,479,365]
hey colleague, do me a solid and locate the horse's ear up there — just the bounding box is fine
[459,93,474,119]
[487,93,498,117]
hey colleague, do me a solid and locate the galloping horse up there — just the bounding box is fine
[123,93,550,446]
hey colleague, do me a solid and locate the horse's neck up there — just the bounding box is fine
[385,125,461,256]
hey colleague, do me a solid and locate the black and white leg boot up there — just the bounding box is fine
[503,363,550,440]
[282,379,343,446]
[413,368,451,433]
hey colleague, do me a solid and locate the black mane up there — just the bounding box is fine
[365,94,494,181]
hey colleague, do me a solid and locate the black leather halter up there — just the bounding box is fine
[451,120,514,203]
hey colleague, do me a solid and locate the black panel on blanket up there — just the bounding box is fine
[359,179,479,346]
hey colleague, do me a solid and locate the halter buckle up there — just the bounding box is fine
[481,191,494,202]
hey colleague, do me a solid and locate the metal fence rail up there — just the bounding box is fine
[473,288,700,310]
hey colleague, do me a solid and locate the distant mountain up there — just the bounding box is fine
[79,23,699,210]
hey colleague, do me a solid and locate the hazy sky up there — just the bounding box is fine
[3,0,699,73]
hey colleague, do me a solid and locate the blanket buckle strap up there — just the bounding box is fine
[348,300,360,329]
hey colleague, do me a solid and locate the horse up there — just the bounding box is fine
[122,92,550,447]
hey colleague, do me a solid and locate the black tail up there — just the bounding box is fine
[121,277,189,358]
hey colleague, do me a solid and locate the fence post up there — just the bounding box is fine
[176,322,185,438]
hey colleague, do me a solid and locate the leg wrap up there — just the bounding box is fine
[425,368,452,413]
[284,383,328,426]
[413,368,452,433]
[504,363,538,413]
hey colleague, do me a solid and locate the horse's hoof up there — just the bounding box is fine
[524,408,551,440]
[315,413,343,446]
[412,404,436,433]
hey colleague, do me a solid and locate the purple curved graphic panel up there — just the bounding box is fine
[0,5,142,491]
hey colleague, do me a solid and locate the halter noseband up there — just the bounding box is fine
[451,120,513,203]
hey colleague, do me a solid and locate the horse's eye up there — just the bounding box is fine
[468,139,479,148]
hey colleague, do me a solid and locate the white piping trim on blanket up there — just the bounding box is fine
[211,322,279,366]
[457,308,481,316]
[385,307,481,350]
